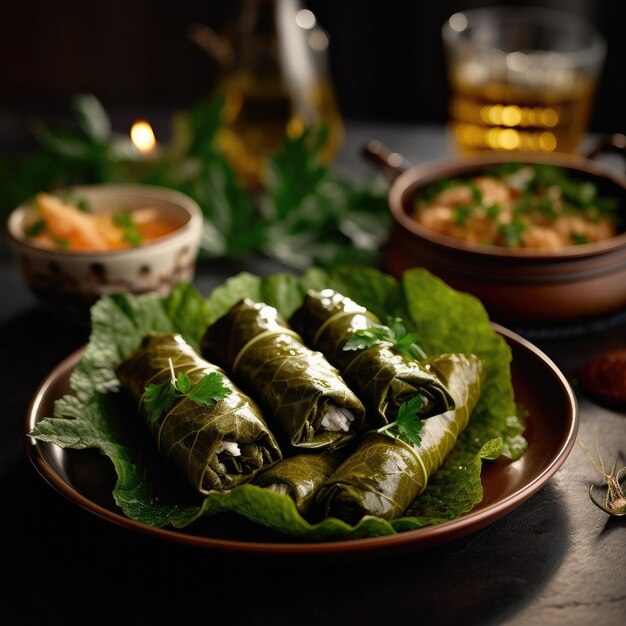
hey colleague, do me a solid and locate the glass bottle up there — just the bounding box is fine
[191,0,344,187]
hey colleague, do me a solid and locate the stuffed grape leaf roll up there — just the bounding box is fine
[201,298,366,450]
[116,332,282,495]
[253,452,340,516]
[289,289,454,426]
[315,353,482,523]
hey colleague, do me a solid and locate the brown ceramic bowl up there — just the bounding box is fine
[366,136,626,323]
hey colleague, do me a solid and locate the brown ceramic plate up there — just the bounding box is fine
[24,325,577,556]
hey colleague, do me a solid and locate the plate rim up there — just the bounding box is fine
[23,324,579,554]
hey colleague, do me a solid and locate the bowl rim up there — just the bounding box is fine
[388,150,626,260]
[5,183,204,258]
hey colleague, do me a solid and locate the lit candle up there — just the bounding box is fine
[130,120,157,157]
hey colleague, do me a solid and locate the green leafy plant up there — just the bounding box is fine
[1,94,390,268]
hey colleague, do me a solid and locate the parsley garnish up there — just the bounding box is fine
[485,203,501,220]
[538,196,557,220]
[466,180,483,205]
[25,219,47,237]
[454,205,472,225]
[378,395,426,446]
[58,191,91,212]
[570,232,590,245]
[144,358,231,423]
[51,235,70,249]
[75,197,90,212]
[419,177,457,203]
[113,211,144,247]
[577,182,596,205]
[498,220,526,247]
[343,316,427,360]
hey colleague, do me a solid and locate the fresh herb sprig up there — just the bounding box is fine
[144,358,231,423]
[343,316,427,360]
[377,395,426,446]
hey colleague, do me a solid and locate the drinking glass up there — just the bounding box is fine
[442,7,606,153]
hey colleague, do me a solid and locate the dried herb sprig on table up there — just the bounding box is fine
[579,432,626,517]
[0,94,390,269]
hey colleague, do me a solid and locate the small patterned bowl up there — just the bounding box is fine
[6,184,204,322]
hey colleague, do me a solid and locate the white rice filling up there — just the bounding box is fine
[321,405,354,432]
[265,483,290,495]
[216,441,241,457]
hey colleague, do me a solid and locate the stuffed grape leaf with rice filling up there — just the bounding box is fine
[201,298,366,449]
[316,353,483,523]
[116,332,282,494]
[289,289,454,426]
[29,269,524,539]
[253,451,340,516]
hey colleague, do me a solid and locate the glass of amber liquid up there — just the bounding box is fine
[442,7,606,154]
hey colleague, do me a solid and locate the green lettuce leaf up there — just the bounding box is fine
[29,267,525,540]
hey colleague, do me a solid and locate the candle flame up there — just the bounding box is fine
[130,120,156,153]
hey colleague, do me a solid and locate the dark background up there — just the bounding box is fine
[1,0,624,150]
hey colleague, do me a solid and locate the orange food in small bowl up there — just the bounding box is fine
[7,184,204,322]
[26,192,183,252]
